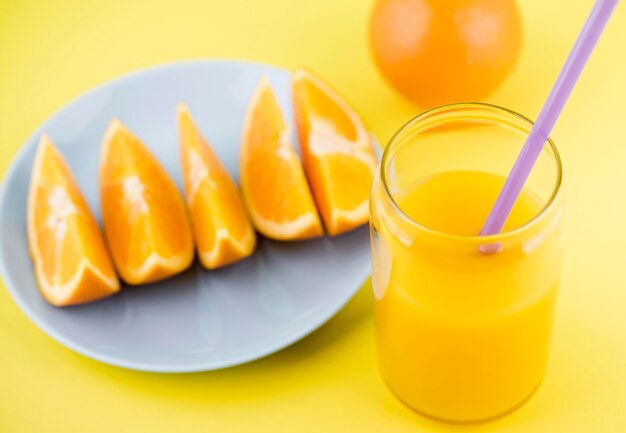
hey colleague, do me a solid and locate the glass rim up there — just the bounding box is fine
[379,102,563,242]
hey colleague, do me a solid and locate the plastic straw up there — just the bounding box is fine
[480,0,619,236]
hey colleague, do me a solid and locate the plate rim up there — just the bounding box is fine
[0,59,372,373]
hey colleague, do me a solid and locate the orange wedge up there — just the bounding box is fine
[292,68,378,236]
[240,79,323,240]
[27,135,120,306]
[178,104,256,269]
[100,120,194,284]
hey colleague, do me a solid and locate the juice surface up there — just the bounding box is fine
[372,170,563,422]
[397,170,541,236]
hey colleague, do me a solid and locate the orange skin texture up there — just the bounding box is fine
[369,0,522,107]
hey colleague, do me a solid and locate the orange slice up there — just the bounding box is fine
[27,135,120,306]
[240,78,323,240]
[100,120,194,284]
[292,68,378,236]
[178,104,256,269]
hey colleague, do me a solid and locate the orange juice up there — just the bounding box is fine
[370,104,565,423]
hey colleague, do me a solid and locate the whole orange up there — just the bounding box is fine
[369,0,522,107]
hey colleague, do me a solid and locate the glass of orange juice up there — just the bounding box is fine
[370,103,565,423]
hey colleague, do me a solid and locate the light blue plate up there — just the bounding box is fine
[0,60,372,373]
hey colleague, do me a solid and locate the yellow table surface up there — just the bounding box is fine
[1,0,625,431]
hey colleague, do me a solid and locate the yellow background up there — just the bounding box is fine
[1,0,625,431]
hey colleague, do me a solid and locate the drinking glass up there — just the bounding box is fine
[370,103,565,423]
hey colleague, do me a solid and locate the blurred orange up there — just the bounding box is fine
[369,0,522,107]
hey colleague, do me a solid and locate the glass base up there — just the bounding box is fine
[384,376,544,425]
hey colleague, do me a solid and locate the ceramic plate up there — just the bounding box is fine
[0,60,372,372]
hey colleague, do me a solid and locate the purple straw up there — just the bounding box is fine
[480,0,619,236]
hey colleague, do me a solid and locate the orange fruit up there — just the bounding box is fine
[27,135,120,306]
[240,78,323,240]
[178,104,256,269]
[292,68,378,236]
[100,119,194,284]
[369,0,522,107]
